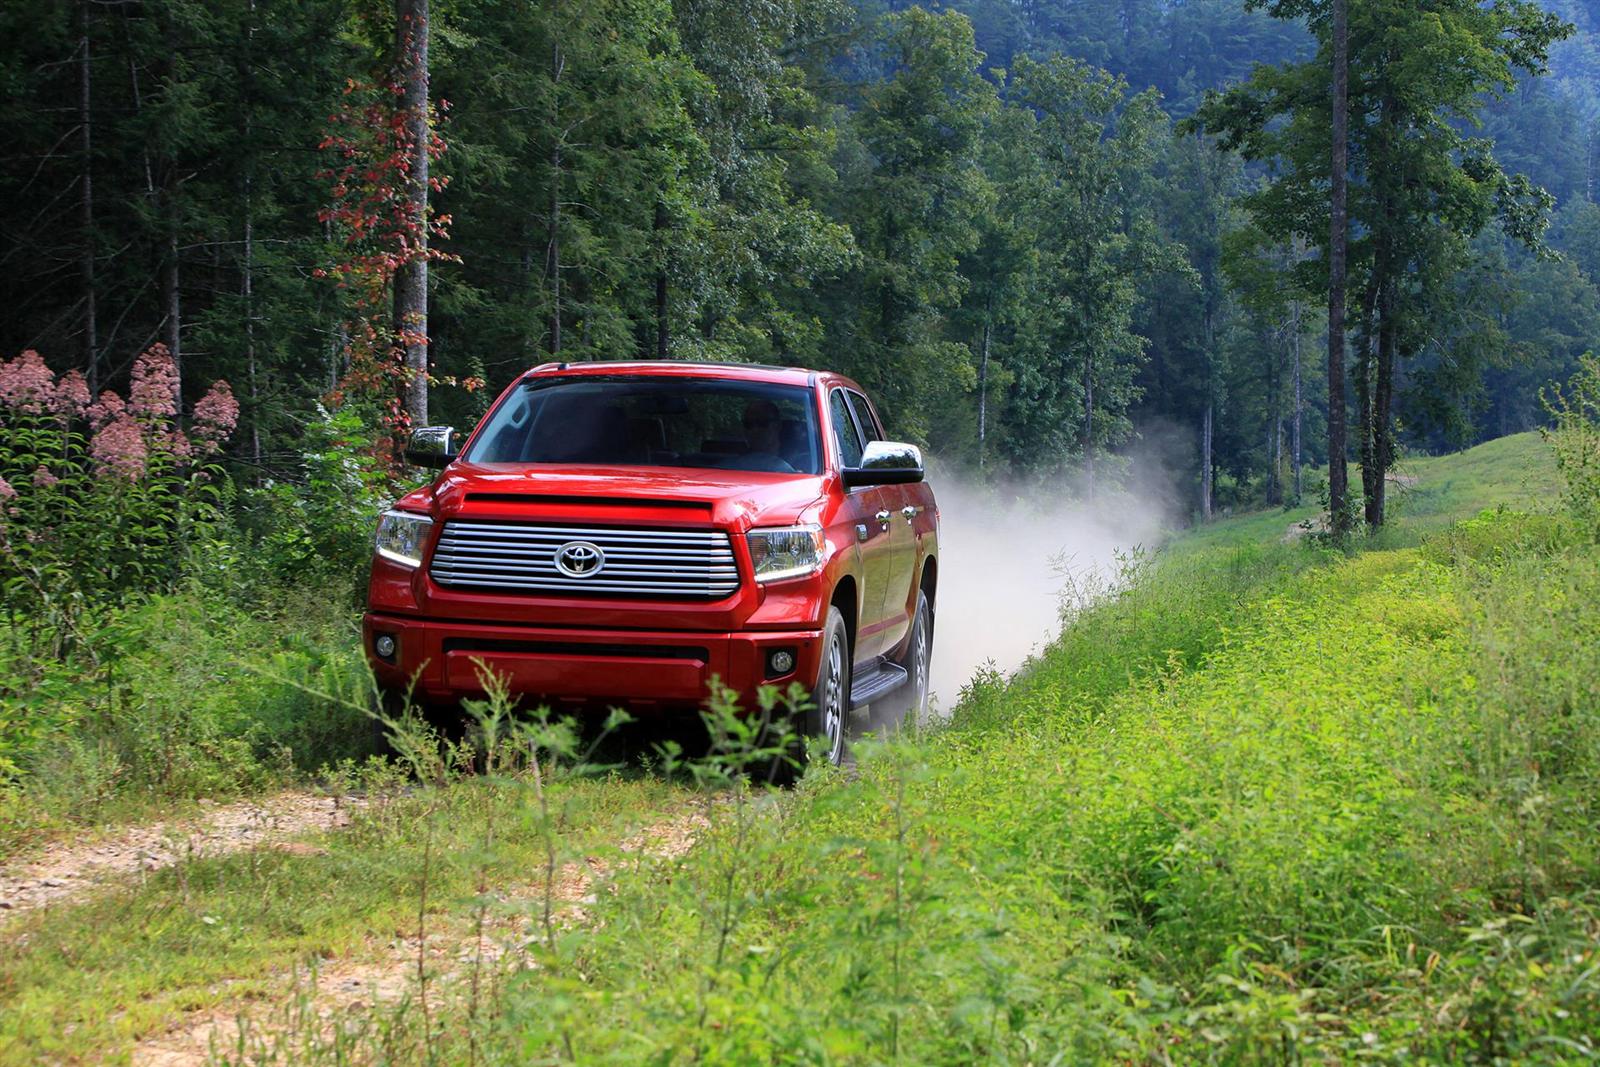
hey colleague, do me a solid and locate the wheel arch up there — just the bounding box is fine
[830,574,858,659]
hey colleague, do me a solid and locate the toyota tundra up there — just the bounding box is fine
[363,361,938,766]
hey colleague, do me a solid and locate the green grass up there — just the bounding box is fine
[0,769,691,1063]
[1,431,1594,1064]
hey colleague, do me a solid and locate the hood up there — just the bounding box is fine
[414,463,828,532]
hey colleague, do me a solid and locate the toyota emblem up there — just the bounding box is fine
[554,540,605,578]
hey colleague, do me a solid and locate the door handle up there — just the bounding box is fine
[875,509,891,528]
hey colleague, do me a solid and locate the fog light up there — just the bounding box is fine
[768,648,796,676]
[374,634,397,660]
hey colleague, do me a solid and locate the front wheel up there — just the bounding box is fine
[807,606,853,767]
[754,606,850,785]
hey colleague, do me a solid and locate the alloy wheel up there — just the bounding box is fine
[822,632,846,764]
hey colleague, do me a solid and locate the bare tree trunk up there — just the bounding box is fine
[654,198,669,358]
[1357,270,1380,524]
[546,36,565,357]
[394,0,430,426]
[79,0,98,392]
[245,0,261,476]
[163,222,181,408]
[244,182,261,473]
[976,299,991,474]
[1265,325,1281,506]
[1292,296,1303,501]
[1327,0,1351,536]
[1369,277,1398,527]
[1200,401,1214,521]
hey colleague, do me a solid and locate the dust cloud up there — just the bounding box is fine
[924,462,1177,715]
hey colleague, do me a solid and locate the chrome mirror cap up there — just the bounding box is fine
[405,425,459,470]
[843,440,924,487]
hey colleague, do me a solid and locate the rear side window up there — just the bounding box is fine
[829,390,863,468]
[846,391,882,444]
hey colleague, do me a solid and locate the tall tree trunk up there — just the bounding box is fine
[1356,270,1380,524]
[653,198,669,359]
[163,224,181,408]
[976,297,991,474]
[1201,299,1218,516]
[394,0,430,426]
[545,38,564,357]
[78,0,98,392]
[244,0,261,476]
[1291,295,1303,501]
[1369,277,1399,527]
[244,180,261,474]
[1267,344,1282,506]
[1326,0,1351,536]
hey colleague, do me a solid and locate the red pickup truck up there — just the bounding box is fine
[363,361,938,767]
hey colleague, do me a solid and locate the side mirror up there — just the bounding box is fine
[405,425,459,469]
[843,441,925,488]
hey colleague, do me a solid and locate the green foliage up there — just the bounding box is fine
[1541,352,1600,534]
[0,585,371,844]
[232,406,395,592]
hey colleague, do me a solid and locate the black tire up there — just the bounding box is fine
[888,590,932,727]
[807,605,853,767]
[371,687,407,756]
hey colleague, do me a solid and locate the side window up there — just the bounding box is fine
[846,392,882,445]
[829,390,864,469]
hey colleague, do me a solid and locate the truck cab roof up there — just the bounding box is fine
[520,359,856,391]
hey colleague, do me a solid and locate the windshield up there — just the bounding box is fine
[464,376,822,475]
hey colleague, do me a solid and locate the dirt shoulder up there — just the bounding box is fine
[129,803,710,1066]
[0,790,360,925]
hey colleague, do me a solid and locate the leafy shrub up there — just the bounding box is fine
[0,584,373,842]
[230,405,395,595]
[1541,351,1600,537]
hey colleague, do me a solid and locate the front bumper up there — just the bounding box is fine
[363,612,823,712]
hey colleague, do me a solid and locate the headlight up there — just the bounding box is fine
[375,509,433,568]
[746,524,825,583]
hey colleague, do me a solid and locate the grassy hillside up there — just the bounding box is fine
[1,431,1595,1064]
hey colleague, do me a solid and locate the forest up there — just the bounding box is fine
[4,0,1598,516]
[4,1,1600,1061]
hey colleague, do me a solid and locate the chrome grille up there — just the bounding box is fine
[429,522,740,599]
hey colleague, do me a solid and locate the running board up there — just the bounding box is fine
[849,660,907,710]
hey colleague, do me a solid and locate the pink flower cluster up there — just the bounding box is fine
[0,476,14,501]
[1,345,238,482]
[88,390,126,430]
[90,414,149,481]
[0,350,57,414]
[192,381,240,453]
[128,344,180,419]
[0,351,92,420]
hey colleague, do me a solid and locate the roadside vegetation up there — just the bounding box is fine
[1,384,1594,1062]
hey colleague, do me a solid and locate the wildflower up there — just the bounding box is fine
[0,476,14,501]
[152,427,194,464]
[88,390,126,430]
[0,350,56,413]
[53,370,91,419]
[31,466,59,489]
[128,344,179,419]
[91,415,148,480]
[192,380,240,452]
